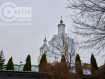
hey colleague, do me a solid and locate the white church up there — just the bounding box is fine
[38,17,74,64]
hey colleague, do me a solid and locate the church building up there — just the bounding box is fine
[38,17,74,64]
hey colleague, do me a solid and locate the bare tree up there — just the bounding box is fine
[39,62,78,79]
[68,0,105,56]
[82,63,91,75]
[47,33,77,70]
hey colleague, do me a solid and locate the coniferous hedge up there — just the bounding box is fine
[75,54,83,75]
[0,50,5,70]
[61,55,66,63]
[23,55,31,71]
[90,54,98,74]
[39,53,47,67]
[75,54,81,63]
[6,57,14,70]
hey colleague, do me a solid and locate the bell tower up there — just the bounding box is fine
[58,16,65,34]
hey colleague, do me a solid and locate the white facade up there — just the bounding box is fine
[4,64,39,72]
[38,38,48,64]
[38,18,74,64]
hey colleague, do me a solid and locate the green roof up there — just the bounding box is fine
[4,64,38,67]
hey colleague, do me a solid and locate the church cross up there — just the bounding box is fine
[61,16,62,19]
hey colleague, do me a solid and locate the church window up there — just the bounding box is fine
[60,27,61,33]
[57,43,60,49]
[50,46,52,50]
[54,41,56,50]
[60,39,62,46]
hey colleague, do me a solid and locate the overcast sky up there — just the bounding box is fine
[0,0,104,66]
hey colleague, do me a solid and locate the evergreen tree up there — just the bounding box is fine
[75,54,83,75]
[90,54,98,74]
[61,55,66,63]
[23,55,31,71]
[0,50,5,70]
[75,54,81,63]
[6,57,14,70]
[39,53,47,67]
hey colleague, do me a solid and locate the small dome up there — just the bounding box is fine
[60,16,63,23]
[45,35,46,40]
[60,19,63,23]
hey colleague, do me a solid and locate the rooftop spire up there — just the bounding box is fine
[44,35,47,44]
[60,16,63,23]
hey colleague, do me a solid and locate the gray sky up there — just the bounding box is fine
[0,0,104,66]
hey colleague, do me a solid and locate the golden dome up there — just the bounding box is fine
[60,16,63,23]
[45,35,46,39]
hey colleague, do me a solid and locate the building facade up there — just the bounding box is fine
[38,18,74,64]
[4,64,38,72]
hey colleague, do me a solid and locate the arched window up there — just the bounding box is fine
[60,27,62,33]
[54,40,56,51]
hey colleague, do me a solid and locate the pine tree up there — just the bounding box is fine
[23,55,31,71]
[61,55,66,63]
[6,57,14,70]
[39,53,47,67]
[75,54,83,75]
[0,50,5,70]
[90,54,98,74]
